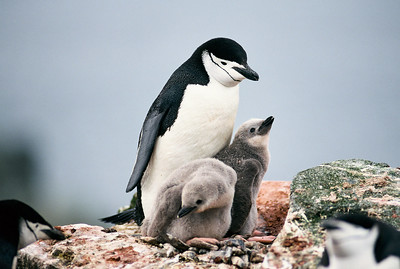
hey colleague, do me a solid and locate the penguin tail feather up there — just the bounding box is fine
[100,208,139,225]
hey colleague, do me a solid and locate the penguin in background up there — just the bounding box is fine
[0,199,65,269]
[214,116,274,236]
[319,213,400,269]
[102,37,259,225]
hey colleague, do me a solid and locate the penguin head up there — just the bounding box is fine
[322,214,379,258]
[234,116,274,150]
[0,200,65,250]
[18,218,65,249]
[178,161,236,218]
[195,38,259,87]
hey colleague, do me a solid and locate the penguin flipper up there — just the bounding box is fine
[126,111,165,192]
[226,159,261,236]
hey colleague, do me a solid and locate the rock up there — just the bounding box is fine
[20,159,395,268]
[256,181,291,236]
[18,224,163,268]
[231,256,245,268]
[263,159,400,269]
[178,250,198,262]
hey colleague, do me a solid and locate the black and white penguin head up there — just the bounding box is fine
[322,214,379,258]
[320,213,400,268]
[177,159,236,218]
[17,216,65,249]
[234,116,274,150]
[0,200,65,250]
[195,38,259,87]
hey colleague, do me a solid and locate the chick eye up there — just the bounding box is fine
[196,200,203,205]
[220,61,227,66]
[250,128,256,133]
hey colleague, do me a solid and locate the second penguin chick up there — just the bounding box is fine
[215,116,274,236]
[141,158,237,242]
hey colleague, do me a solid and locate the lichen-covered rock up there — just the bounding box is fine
[263,159,400,269]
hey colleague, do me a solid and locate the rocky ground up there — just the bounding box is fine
[17,159,399,269]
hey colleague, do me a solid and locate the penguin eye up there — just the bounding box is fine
[196,199,203,205]
[250,128,256,133]
[220,61,227,66]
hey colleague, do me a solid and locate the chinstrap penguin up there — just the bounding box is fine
[214,116,274,236]
[0,199,65,269]
[141,158,237,242]
[102,37,259,225]
[319,213,400,269]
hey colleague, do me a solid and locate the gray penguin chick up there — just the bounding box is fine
[214,116,274,236]
[141,158,237,242]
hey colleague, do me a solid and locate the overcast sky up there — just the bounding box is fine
[1,1,399,226]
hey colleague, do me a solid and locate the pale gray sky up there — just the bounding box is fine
[1,1,399,225]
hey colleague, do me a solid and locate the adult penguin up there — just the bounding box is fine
[103,37,259,225]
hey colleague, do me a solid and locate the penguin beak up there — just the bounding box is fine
[232,64,259,81]
[177,206,197,218]
[42,228,66,240]
[258,116,274,135]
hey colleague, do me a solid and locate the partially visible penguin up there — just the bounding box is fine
[102,37,259,226]
[141,158,237,242]
[0,199,65,269]
[319,213,400,269]
[214,116,274,236]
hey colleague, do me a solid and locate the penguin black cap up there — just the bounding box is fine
[192,37,259,81]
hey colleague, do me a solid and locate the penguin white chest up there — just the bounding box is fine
[155,82,239,168]
[141,82,239,216]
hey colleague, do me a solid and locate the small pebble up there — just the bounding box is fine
[164,243,178,258]
[250,252,264,263]
[223,247,232,263]
[179,250,198,262]
[232,246,245,256]
[209,250,226,263]
[245,241,256,249]
[231,256,245,268]
[198,248,208,255]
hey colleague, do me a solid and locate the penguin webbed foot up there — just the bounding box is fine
[150,233,189,251]
[246,229,276,244]
[186,237,220,250]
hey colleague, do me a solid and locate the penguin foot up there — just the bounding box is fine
[164,234,189,251]
[186,238,219,250]
[247,235,275,244]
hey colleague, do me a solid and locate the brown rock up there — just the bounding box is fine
[256,181,291,236]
